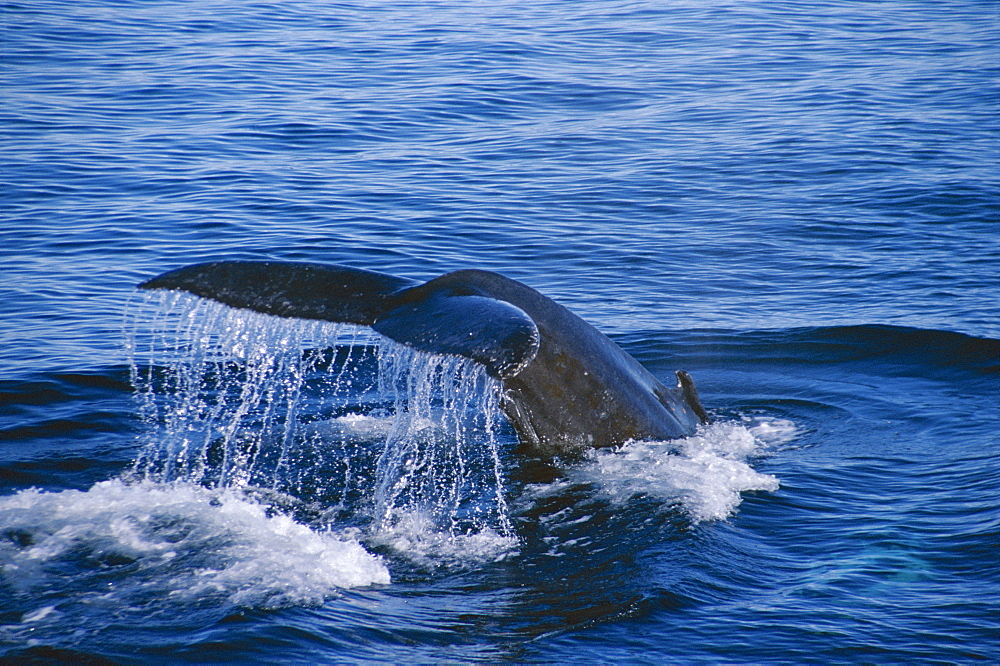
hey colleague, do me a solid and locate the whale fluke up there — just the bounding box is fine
[140,260,707,457]
[140,261,417,325]
[141,261,540,379]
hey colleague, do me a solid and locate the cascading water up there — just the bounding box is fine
[372,340,511,535]
[123,291,514,543]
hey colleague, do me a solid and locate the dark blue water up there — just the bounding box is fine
[2,1,998,661]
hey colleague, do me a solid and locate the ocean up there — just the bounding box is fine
[2,0,998,662]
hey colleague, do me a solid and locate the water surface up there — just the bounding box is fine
[2,0,998,662]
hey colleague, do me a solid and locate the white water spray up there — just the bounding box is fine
[123,290,514,541]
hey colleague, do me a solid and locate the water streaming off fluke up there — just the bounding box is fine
[124,291,515,545]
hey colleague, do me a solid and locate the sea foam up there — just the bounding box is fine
[566,420,784,522]
[0,479,390,615]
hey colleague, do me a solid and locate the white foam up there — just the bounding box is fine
[567,421,782,523]
[0,480,390,610]
[744,417,799,446]
[368,509,518,570]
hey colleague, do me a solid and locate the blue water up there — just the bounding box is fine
[2,0,999,661]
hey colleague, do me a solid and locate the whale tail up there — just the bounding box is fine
[140,260,540,378]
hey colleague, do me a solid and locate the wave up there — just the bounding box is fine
[626,324,1000,384]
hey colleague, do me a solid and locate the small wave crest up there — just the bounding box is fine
[0,479,390,616]
[566,419,785,523]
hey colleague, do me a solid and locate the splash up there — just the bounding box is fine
[372,340,513,537]
[0,480,390,614]
[123,291,515,546]
[124,290,379,492]
[562,420,783,523]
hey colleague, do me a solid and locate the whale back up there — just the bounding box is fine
[412,270,706,456]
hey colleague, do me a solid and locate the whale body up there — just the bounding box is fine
[140,261,708,457]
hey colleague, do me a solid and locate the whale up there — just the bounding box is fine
[140,261,709,457]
